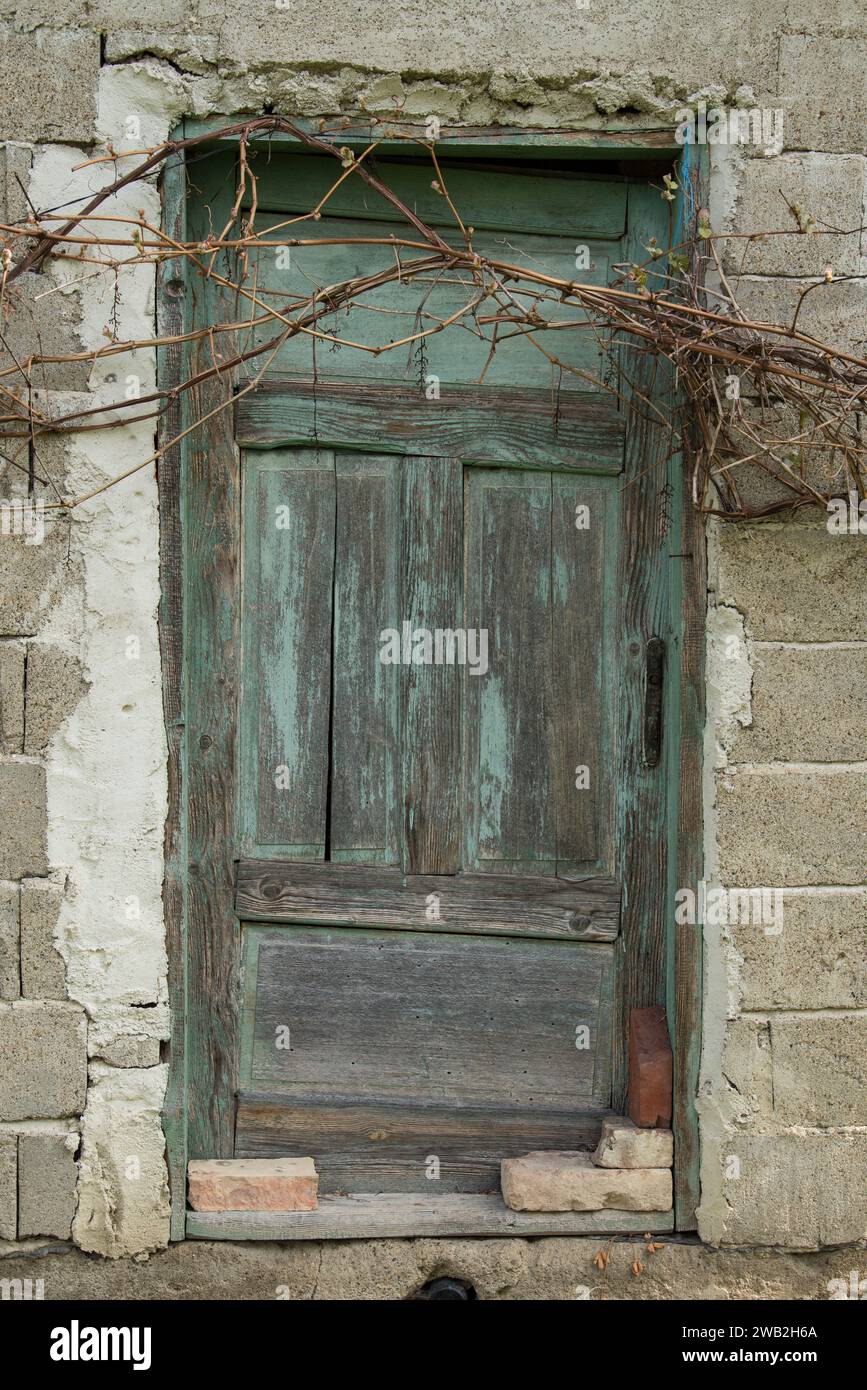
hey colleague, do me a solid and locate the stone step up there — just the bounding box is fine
[501,1151,673,1213]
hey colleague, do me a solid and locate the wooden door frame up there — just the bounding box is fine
[158,118,705,1239]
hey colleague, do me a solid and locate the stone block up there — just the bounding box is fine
[592,1117,672,1169]
[1,271,89,392]
[778,34,867,154]
[733,645,867,763]
[93,1035,162,1068]
[17,1131,78,1239]
[0,881,19,998]
[0,640,25,753]
[1,142,33,226]
[713,516,867,642]
[20,879,66,998]
[726,154,865,278]
[0,1132,15,1239]
[627,1005,672,1128]
[0,488,71,638]
[735,275,867,362]
[719,1018,774,1123]
[188,1157,319,1213]
[501,1151,672,1213]
[0,1000,87,1119]
[23,643,87,755]
[716,766,867,886]
[0,761,48,878]
[73,1063,170,1258]
[731,889,866,1011]
[0,26,98,144]
[720,1133,867,1248]
[771,1014,867,1127]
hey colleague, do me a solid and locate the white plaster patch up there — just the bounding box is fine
[73,1063,170,1259]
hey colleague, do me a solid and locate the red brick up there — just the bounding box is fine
[627,1006,672,1128]
[187,1158,318,1212]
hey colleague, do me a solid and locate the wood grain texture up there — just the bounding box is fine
[249,152,628,237]
[400,457,463,873]
[330,455,400,862]
[157,148,188,1237]
[236,860,620,940]
[551,475,612,868]
[610,182,673,1112]
[242,926,613,1111]
[187,1193,675,1241]
[184,163,242,1158]
[235,1093,608,1192]
[464,471,555,870]
[235,379,625,471]
[240,450,335,857]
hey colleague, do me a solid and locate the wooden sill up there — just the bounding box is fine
[186,1193,675,1241]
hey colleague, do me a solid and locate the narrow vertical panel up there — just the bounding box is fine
[551,477,610,868]
[241,450,335,856]
[611,182,673,1112]
[401,457,463,873]
[330,454,399,862]
[465,472,555,869]
[184,166,242,1157]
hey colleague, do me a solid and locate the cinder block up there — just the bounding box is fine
[0,640,26,753]
[0,881,19,999]
[0,1000,87,1120]
[716,766,867,886]
[771,1014,867,1127]
[733,646,867,763]
[20,879,66,999]
[627,1005,672,1128]
[726,154,865,277]
[0,26,98,144]
[736,275,867,362]
[731,890,866,1011]
[1,272,89,393]
[18,1131,78,1239]
[188,1158,319,1213]
[0,1132,15,1239]
[23,643,88,756]
[93,1035,162,1068]
[1,143,33,226]
[714,517,867,643]
[719,1018,774,1122]
[501,1151,672,1212]
[720,1133,867,1247]
[592,1116,673,1169]
[0,762,48,878]
[778,34,867,153]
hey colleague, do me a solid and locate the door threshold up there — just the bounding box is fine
[186,1192,675,1241]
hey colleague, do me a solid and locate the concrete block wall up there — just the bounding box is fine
[0,3,864,1267]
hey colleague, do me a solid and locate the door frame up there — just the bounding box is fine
[158,118,705,1238]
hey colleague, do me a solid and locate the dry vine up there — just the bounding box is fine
[1,114,865,520]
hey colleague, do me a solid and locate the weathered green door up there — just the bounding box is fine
[183,147,676,1197]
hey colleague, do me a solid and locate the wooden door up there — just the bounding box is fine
[180,146,678,1199]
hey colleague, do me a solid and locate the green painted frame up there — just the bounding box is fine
[158,118,705,1239]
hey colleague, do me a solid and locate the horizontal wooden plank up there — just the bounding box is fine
[236,861,619,940]
[187,1193,675,1241]
[247,152,628,238]
[241,926,613,1110]
[235,380,625,472]
[235,1092,610,1193]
